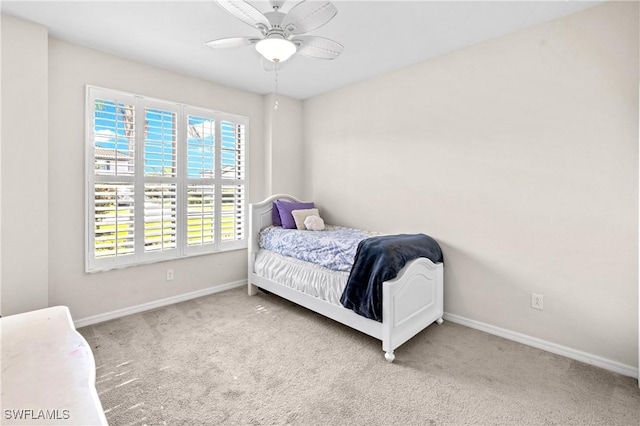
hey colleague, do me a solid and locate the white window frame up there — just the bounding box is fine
[86,86,249,272]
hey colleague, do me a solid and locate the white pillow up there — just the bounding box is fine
[304,215,325,231]
[291,208,320,230]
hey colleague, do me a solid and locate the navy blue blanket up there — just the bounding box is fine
[340,234,443,322]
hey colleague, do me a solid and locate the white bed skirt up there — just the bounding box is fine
[254,249,348,307]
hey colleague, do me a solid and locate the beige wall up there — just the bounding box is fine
[46,39,268,319]
[1,15,49,315]
[303,2,639,367]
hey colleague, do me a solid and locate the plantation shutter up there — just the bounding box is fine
[88,90,138,270]
[184,112,216,255]
[93,183,135,259]
[86,86,248,272]
[219,119,246,249]
[183,111,247,253]
[142,104,179,260]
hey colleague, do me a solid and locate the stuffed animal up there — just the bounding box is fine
[304,215,325,231]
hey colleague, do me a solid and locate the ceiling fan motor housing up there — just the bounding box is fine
[264,11,288,37]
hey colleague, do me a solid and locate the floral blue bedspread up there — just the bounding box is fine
[259,225,381,272]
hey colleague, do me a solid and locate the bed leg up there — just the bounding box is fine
[384,351,395,363]
[436,317,444,325]
[248,283,258,296]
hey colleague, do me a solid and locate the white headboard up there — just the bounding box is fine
[248,194,301,255]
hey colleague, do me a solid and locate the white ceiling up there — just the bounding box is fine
[1,0,604,99]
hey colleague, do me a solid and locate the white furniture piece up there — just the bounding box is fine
[248,194,445,362]
[0,306,108,425]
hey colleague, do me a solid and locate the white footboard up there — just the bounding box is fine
[381,258,444,361]
[248,195,444,362]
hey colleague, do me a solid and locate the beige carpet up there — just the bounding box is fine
[79,287,639,425]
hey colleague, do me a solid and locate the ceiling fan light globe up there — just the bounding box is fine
[256,38,296,63]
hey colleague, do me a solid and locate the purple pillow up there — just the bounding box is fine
[272,202,283,226]
[275,200,314,229]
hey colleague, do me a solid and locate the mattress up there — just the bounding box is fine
[253,249,349,307]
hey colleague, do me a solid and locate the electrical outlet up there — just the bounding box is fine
[531,293,543,310]
[166,269,174,281]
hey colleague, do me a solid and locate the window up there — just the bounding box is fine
[86,86,248,272]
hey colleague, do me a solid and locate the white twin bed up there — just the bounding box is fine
[247,194,444,362]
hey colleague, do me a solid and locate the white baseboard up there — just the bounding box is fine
[443,312,638,379]
[74,280,246,328]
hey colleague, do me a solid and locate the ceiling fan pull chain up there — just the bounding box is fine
[274,70,279,110]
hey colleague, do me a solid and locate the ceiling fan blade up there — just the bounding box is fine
[216,0,270,32]
[261,57,286,72]
[293,36,343,60]
[205,37,261,49]
[281,1,337,35]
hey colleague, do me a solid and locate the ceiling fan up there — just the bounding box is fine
[206,0,344,71]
